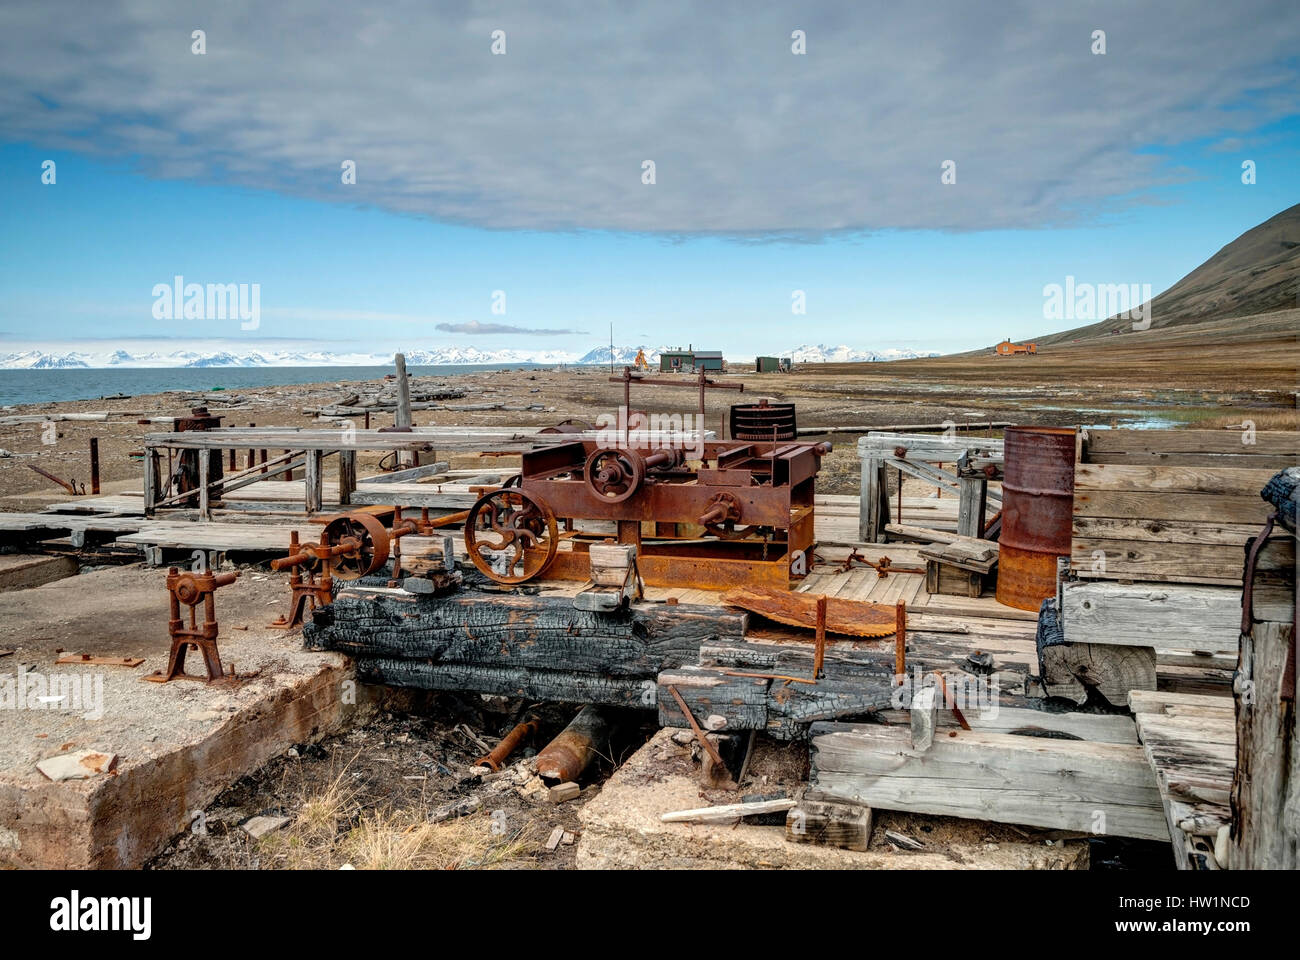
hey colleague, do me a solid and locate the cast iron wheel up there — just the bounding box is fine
[583,447,646,503]
[321,512,391,580]
[465,489,559,584]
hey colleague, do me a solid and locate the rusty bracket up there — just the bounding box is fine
[841,549,925,578]
[146,567,240,684]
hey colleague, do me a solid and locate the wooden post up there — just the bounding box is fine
[89,438,100,495]
[394,352,414,469]
[860,456,888,543]
[143,447,159,517]
[304,449,324,513]
[338,449,357,506]
[957,474,988,539]
[197,448,211,521]
[1230,618,1297,869]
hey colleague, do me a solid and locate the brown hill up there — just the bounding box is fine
[1036,202,1300,345]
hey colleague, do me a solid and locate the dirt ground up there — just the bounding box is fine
[149,697,653,871]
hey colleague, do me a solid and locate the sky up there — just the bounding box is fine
[1,0,1298,361]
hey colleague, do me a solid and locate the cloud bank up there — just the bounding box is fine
[2,1,1297,235]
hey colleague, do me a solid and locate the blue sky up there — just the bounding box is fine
[1,2,1297,360]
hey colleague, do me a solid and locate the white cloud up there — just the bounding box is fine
[1,1,1297,234]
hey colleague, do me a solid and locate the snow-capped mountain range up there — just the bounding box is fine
[0,342,937,369]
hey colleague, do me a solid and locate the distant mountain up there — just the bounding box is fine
[0,347,577,369]
[1037,201,1300,344]
[786,343,940,363]
[575,345,665,366]
[0,350,93,368]
[0,340,940,370]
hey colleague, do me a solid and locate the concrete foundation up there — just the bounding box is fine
[0,565,368,868]
[577,729,1089,869]
[0,553,77,593]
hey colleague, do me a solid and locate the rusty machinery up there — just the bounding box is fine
[146,567,241,684]
[269,508,464,626]
[463,400,831,591]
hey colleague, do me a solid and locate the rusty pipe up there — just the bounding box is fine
[535,705,610,782]
[271,551,314,571]
[697,502,730,525]
[475,718,539,772]
[643,448,678,470]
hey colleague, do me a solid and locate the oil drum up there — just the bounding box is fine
[995,426,1077,611]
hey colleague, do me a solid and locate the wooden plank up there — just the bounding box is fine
[878,704,1140,744]
[809,722,1169,841]
[1075,463,1278,495]
[860,456,884,543]
[859,433,1004,461]
[1073,490,1273,524]
[956,475,988,538]
[1084,429,1298,458]
[197,447,211,521]
[1071,536,1293,584]
[337,450,356,506]
[1073,516,1275,546]
[1059,580,1246,654]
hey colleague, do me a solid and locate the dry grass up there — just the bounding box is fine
[258,758,539,870]
[1195,409,1300,431]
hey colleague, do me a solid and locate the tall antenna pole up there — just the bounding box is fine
[609,322,614,373]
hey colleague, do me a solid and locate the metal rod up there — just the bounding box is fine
[812,594,828,680]
[667,684,725,768]
[895,600,907,683]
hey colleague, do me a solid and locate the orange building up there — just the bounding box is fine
[995,339,1038,356]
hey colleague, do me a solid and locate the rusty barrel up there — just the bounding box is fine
[995,426,1076,611]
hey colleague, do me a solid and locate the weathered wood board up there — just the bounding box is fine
[1070,456,1292,585]
[1060,580,1251,654]
[809,721,1170,841]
